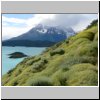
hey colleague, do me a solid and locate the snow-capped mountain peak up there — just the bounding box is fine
[3,24,75,47]
[37,29,47,34]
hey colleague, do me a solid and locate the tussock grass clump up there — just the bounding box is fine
[51,70,68,86]
[31,58,48,72]
[19,57,35,65]
[66,63,98,86]
[26,57,41,66]
[26,77,53,86]
[50,48,65,56]
[7,80,19,86]
[13,69,22,77]
[61,55,97,70]
[77,41,98,57]
[31,61,44,71]
[71,31,95,41]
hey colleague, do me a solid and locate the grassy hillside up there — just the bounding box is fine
[2,20,98,86]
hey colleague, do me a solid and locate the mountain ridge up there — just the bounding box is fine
[2,24,75,47]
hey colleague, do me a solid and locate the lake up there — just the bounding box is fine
[2,46,45,75]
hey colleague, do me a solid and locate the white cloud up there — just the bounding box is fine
[2,16,26,24]
[2,14,98,40]
[26,14,55,28]
[2,26,30,40]
[43,14,98,31]
[2,14,56,40]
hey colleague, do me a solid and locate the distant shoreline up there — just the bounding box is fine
[2,46,47,48]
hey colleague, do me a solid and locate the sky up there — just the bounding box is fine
[2,14,98,40]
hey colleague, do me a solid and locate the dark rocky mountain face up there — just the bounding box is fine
[2,24,75,47]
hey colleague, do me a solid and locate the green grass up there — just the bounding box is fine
[26,76,53,86]
[65,63,98,86]
[2,20,98,86]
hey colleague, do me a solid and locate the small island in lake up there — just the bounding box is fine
[8,52,28,58]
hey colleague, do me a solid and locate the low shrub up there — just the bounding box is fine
[66,39,69,44]
[43,59,48,64]
[26,77,53,86]
[50,48,65,56]
[31,59,48,72]
[51,70,67,86]
[58,75,67,86]
[13,81,18,86]
[7,68,14,74]
[7,80,19,86]
[26,57,41,66]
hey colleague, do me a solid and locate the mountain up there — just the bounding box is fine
[2,20,98,86]
[2,24,75,47]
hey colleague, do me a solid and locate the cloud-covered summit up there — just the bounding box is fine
[2,14,97,40]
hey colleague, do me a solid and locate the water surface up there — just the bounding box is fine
[2,46,45,75]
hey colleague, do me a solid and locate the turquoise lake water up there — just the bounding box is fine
[2,46,45,75]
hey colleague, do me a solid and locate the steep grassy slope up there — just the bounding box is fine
[2,20,98,86]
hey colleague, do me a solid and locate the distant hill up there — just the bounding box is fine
[2,20,98,86]
[2,24,75,47]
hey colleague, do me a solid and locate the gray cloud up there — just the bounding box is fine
[2,14,98,40]
[42,14,98,32]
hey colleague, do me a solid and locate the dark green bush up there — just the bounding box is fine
[13,81,18,86]
[27,77,53,86]
[59,76,67,86]
[43,59,48,64]
[7,68,14,74]
[26,57,41,66]
[66,40,69,44]
[9,80,19,86]
[50,48,65,56]
[62,67,69,71]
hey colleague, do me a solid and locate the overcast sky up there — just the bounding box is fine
[2,14,98,40]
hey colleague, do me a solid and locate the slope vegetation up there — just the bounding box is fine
[2,20,98,86]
